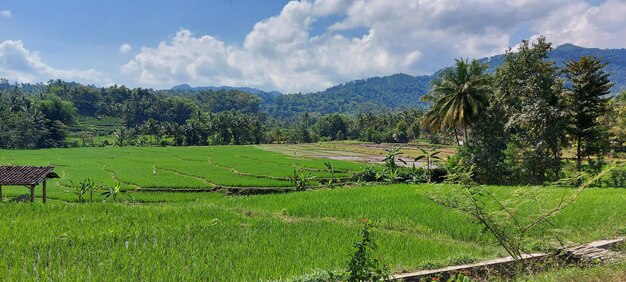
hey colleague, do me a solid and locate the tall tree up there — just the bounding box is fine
[563,56,613,172]
[494,37,567,184]
[421,58,490,146]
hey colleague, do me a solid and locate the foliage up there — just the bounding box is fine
[606,91,626,151]
[414,147,441,171]
[382,146,406,182]
[291,170,317,191]
[462,99,509,184]
[422,58,491,146]
[563,56,613,172]
[324,162,336,184]
[261,73,430,120]
[608,168,626,187]
[101,182,133,202]
[332,222,390,282]
[493,36,567,184]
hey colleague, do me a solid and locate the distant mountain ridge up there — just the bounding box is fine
[173,43,626,119]
[171,84,282,97]
[480,43,626,92]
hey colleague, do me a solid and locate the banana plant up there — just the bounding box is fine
[71,178,97,203]
[290,169,316,191]
[101,182,133,203]
[382,146,406,171]
[324,162,336,184]
[414,148,441,171]
[382,146,406,182]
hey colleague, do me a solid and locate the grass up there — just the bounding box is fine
[1,145,625,280]
[0,187,496,281]
[0,146,365,191]
[512,262,626,281]
[1,183,625,280]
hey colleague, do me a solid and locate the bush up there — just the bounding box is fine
[352,167,381,182]
[428,167,448,183]
[609,168,626,187]
[332,222,390,282]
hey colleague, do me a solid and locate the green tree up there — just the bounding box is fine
[494,37,567,184]
[563,56,613,172]
[421,58,490,146]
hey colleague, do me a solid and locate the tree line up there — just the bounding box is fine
[0,79,427,148]
[422,37,625,185]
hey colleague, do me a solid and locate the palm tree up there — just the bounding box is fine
[421,58,491,146]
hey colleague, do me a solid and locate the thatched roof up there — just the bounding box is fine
[0,166,59,186]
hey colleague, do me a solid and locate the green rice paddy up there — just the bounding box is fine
[1,146,625,280]
[0,146,365,191]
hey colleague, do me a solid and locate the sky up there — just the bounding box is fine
[1,0,625,93]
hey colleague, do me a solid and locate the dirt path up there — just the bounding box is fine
[258,143,430,168]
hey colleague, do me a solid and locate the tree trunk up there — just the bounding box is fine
[453,126,461,146]
[463,123,469,147]
[577,136,582,173]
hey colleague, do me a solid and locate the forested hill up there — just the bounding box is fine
[169,44,626,120]
[481,43,626,92]
[260,74,432,120]
[169,74,432,120]
[171,84,282,97]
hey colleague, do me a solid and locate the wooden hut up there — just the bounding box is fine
[0,166,59,203]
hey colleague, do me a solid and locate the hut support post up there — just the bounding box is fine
[30,184,35,203]
[0,184,3,202]
[43,180,47,204]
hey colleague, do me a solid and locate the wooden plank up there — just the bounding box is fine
[393,253,547,281]
[393,237,625,281]
[43,180,47,204]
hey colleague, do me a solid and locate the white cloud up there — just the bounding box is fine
[119,43,133,54]
[531,0,626,48]
[0,10,11,18]
[122,0,626,93]
[0,40,112,85]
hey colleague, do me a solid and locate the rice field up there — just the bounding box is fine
[0,146,365,192]
[1,146,625,280]
[0,184,625,280]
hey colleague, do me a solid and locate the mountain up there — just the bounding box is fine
[480,43,626,92]
[260,73,432,120]
[171,84,282,97]
[169,44,626,120]
[260,43,626,119]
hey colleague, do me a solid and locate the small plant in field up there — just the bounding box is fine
[414,147,441,171]
[101,182,133,203]
[406,163,424,184]
[414,147,442,182]
[332,221,390,282]
[382,146,406,182]
[71,178,98,203]
[383,146,406,171]
[291,169,316,191]
[324,162,336,184]
[446,273,472,282]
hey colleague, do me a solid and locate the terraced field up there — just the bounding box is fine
[1,145,625,280]
[0,146,366,192]
[1,184,625,280]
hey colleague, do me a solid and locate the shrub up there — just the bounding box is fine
[609,168,626,187]
[428,167,448,183]
[332,221,390,282]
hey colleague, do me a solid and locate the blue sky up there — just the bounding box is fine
[0,0,623,93]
